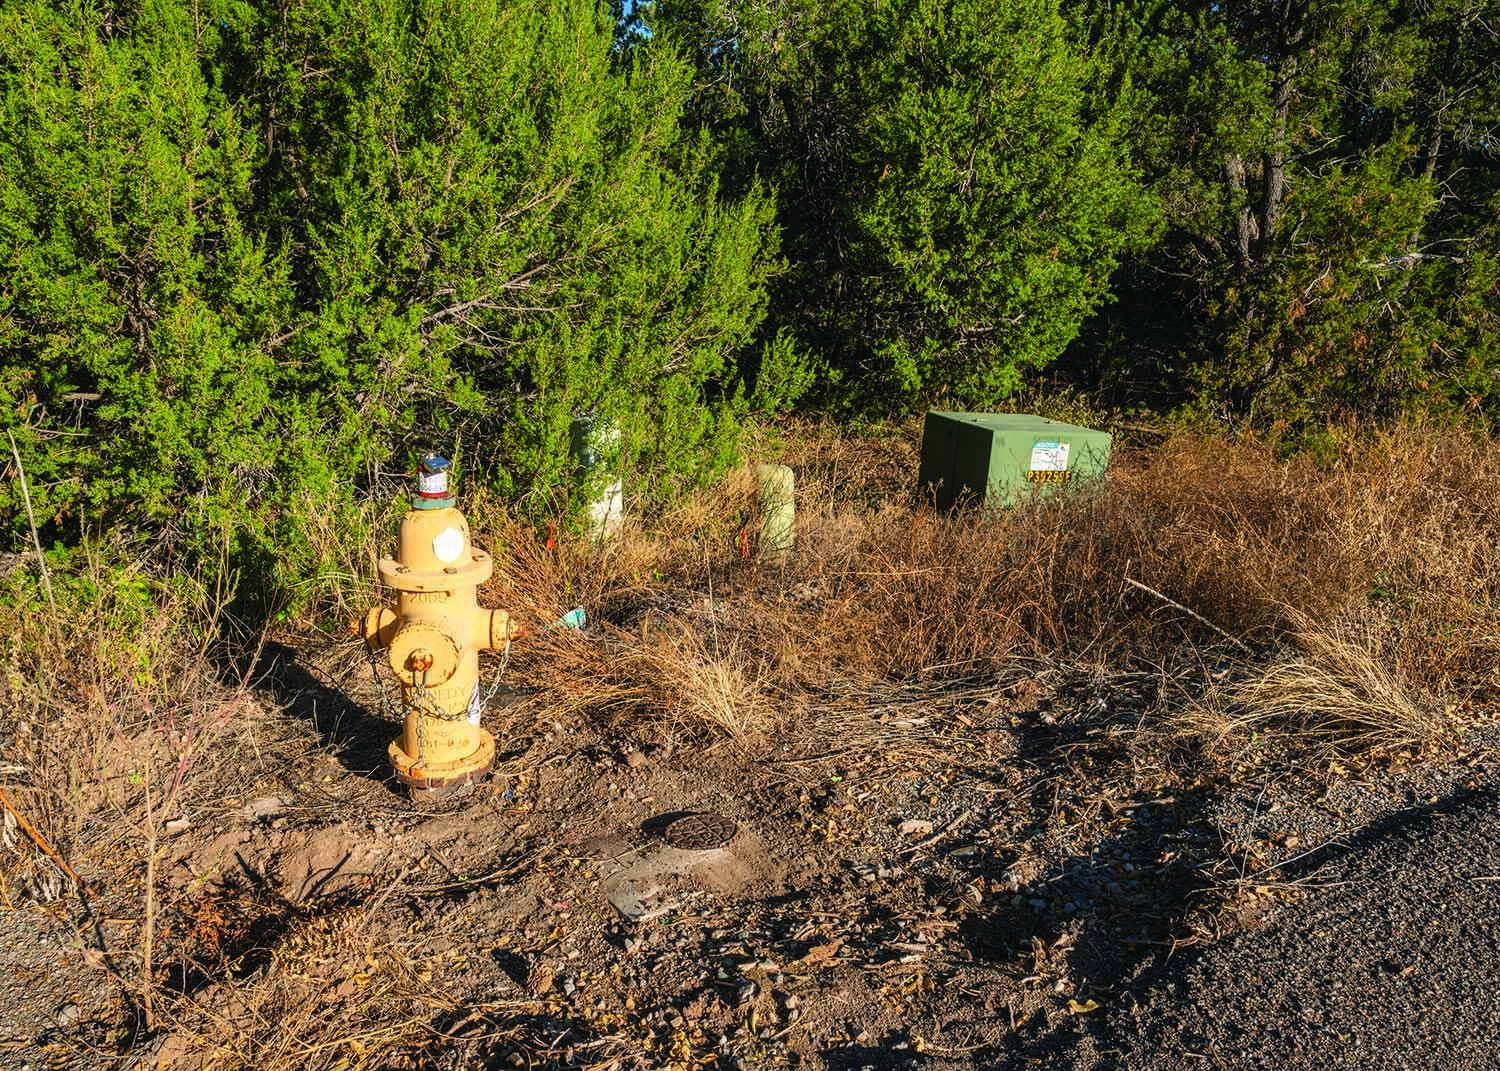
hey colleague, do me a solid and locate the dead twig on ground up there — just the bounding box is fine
[1123,577,1253,655]
[0,787,89,895]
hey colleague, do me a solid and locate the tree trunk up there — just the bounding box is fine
[1256,0,1305,256]
[1258,52,1298,253]
[1226,152,1258,266]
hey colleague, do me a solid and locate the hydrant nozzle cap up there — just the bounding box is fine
[414,453,456,509]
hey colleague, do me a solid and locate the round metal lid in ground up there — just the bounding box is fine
[662,812,739,851]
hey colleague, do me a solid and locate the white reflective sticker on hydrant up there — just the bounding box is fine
[467,684,482,725]
[433,526,466,563]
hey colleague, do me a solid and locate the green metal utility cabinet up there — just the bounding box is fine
[918,411,1112,510]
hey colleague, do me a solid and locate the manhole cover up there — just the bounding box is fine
[662,812,739,851]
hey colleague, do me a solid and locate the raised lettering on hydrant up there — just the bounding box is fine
[358,455,521,796]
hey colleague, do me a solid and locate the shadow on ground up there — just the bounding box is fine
[250,639,396,784]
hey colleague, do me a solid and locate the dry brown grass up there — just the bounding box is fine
[443,420,1500,759]
[652,627,777,744]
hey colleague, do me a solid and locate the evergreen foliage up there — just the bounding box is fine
[2,0,1498,589]
[1070,0,1500,428]
[1,0,793,579]
[644,0,1158,412]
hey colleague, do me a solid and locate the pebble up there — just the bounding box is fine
[625,750,648,768]
[55,1003,81,1028]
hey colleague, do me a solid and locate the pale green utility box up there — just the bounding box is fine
[918,411,1111,510]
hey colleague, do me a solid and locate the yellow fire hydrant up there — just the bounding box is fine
[358,455,521,796]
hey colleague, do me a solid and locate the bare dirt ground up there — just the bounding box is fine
[3,627,1495,1071]
[7,425,1500,1069]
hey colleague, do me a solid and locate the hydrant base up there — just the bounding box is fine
[388,729,497,796]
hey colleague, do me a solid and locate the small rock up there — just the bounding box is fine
[625,750,649,768]
[243,796,287,820]
[899,819,934,836]
[55,1003,81,1028]
[784,994,801,1009]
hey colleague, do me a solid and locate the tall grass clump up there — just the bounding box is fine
[1187,609,1445,755]
[773,423,1500,702]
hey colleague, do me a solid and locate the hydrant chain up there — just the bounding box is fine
[479,635,512,713]
[415,668,428,769]
[365,642,399,722]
